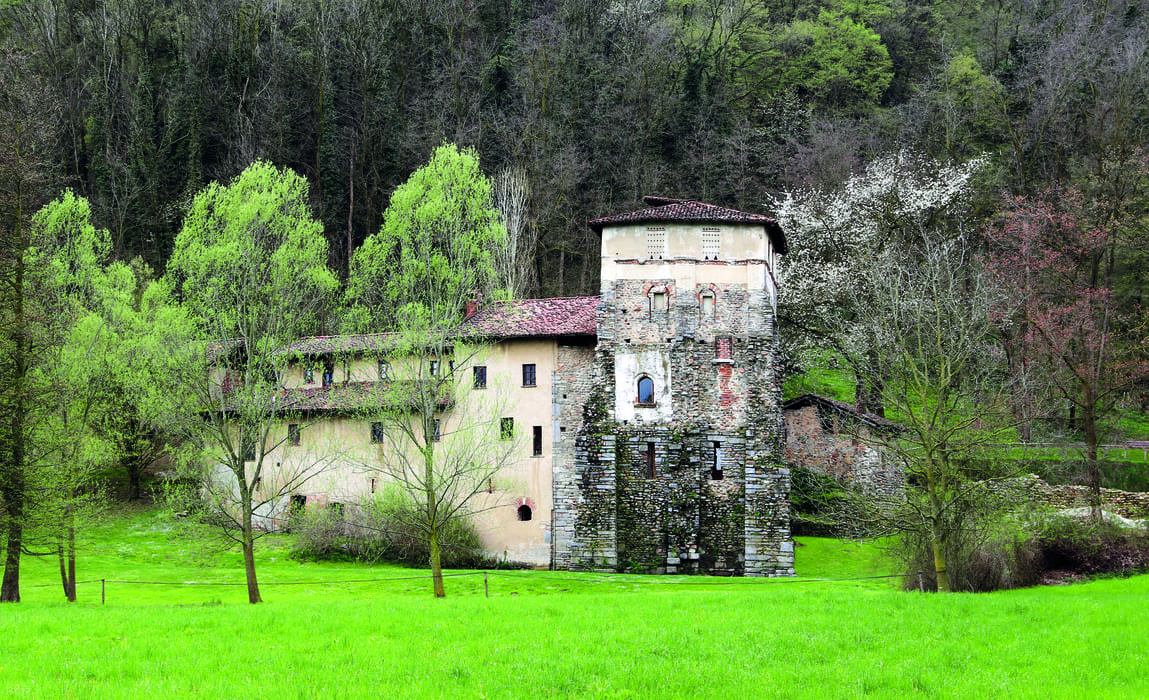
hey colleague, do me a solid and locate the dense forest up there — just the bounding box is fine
[3,0,1148,298]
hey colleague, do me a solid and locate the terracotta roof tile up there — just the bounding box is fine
[278,334,404,357]
[220,380,450,415]
[588,195,787,254]
[459,296,599,339]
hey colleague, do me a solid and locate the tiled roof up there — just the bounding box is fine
[782,394,902,432]
[278,333,403,357]
[588,196,788,254]
[225,381,449,415]
[459,296,599,339]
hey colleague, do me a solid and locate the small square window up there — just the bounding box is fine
[370,422,385,443]
[500,417,514,440]
[473,366,487,389]
[532,426,543,456]
[378,360,389,380]
[288,424,301,446]
[522,364,537,387]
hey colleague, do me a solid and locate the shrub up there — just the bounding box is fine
[891,507,1045,593]
[291,488,514,569]
[1035,515,1149,577]
[789,466,855,537]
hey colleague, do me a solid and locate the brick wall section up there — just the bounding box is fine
[783,404,905,496]
[991,475,1149,519]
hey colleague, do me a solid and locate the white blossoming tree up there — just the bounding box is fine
[771,151,988,414]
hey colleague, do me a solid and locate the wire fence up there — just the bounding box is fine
[25,569,924,604]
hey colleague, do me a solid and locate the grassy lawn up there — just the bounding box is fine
[2,506,1145,698]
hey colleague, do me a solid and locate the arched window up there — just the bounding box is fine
[700,291,715,316]
[637,376,655,404]
[517,504,533,521]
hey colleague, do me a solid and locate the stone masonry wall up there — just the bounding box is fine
[563,258,793,576]
[551,341,599,570]
[783,405,904,496]
[991,475,1149,520]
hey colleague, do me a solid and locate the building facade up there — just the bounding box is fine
[244,197,794,575]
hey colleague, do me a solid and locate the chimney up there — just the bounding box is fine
[465,291,482,319]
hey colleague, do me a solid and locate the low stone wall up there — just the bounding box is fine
[994,475,1149,519]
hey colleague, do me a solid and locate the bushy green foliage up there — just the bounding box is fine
[789,466,853,536]
[291,489,495,569]
[895,507,1149,592]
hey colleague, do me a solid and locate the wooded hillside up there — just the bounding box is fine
[4,0,1148,299]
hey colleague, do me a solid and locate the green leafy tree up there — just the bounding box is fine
[764,10,893,113]
[166,160,339,604]
[345,143,510,598]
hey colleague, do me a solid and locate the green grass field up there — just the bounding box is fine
[2,506,1145,698]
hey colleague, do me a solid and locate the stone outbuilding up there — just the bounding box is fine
[782,394,904,495]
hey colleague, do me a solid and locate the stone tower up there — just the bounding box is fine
[554,197,793,576]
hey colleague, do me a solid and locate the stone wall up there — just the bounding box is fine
[993,475,1149,520]
[558,253,793,576]
[550,341,599,570]
[783,404,904,496]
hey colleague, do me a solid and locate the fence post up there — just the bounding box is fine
[917,570,924,593]
[101,579,105,605]
[484,571,489,599]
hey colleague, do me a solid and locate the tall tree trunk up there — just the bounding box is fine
[56,505,77,602]
[2,233,27,603]
[241,484,262,604]
[425,444,445,598]
[1082,387,1102,521]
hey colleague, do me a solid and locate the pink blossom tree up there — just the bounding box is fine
[983,191,1149,518]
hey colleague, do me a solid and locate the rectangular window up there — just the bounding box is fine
[432,419,441,442]
[378,360,389,380]
[500,417,514,440]
[304,365,315,384]
[700,292,715,317]
[522,363,537,387]
[370,422,385,443]
[532,426,543,456]
[330,502,345,519]
[322,362,335,387]
[288,424,301,446]
[711,442,724,481]
[645,442,656,479]
[473,366,487,389]
[429,360,439,376]
[651,291,668,313]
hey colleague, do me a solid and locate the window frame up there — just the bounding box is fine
[287,423,301,447]
[370,422,386,444]
[522,363,537,387]
[636,376,655,406]
[532,425,543,456]
[473,365,487,389]
[500,417,514,440]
